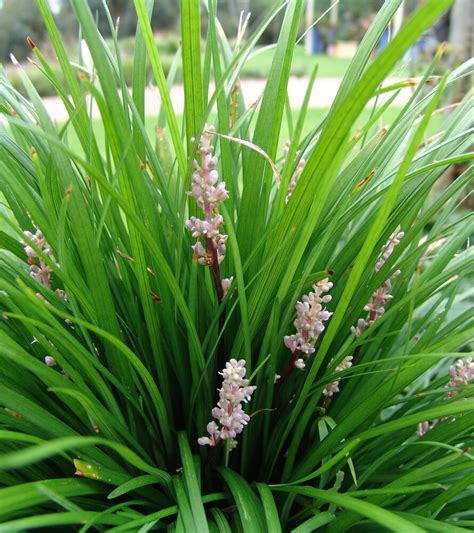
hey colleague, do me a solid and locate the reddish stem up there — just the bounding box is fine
[276,349,301,387]
[204,236,226,371]
[205,236,224,303]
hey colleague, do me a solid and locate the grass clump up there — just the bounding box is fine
[0,0,472,530]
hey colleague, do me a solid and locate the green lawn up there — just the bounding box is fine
[66,105,442,157]
[240,45,416,79]
[242,47,353,78]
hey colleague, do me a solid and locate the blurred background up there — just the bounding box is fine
[0,0,471,206]
[0,0,471,97]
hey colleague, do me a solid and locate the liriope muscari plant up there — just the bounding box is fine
[0,0,472,530]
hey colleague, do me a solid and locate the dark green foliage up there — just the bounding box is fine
[0,0,472,529]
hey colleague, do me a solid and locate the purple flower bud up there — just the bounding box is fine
[221,277,233,296]
[284,335,298,352]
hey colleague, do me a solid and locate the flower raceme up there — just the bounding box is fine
[22,228,67,302]
[352,226,404,337]
[185,126,228,263]
[283,278,333,371]
[446,358,474,399]
[22,229,53,289]
[198,359,256,449]
[185,126,232,299]
[323,356,354,397]
[281,140,305,204]
[22,228,69,372]
[417,357,474,437]
[323,227,404,399]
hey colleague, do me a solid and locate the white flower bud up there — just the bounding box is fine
[295,359,305,370]
[221,277,233,296]
[198,359,255,449]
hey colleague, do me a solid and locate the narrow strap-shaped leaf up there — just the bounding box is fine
[172,476,196,532]
[0,479,103,519]
[181,0,204,145]
[218,467,266,532]
[131,0,153,159]
[108,475,165,499]
[256,483,282,533]
[0,231,24,258]
[133,0,186,175]
[0,435,171,484]
[391,512,470,533]
[178,432,209,532]
[238,0,304,261]
[291,512,335,533]
[0,511,127,532]
[210,507,232,533]
[274,486,425,533]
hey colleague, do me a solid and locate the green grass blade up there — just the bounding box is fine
[177,432,209,532]
[256,483,282,533]
[274,486,425,533]
[180,0,204,146]
[218,467,266,532]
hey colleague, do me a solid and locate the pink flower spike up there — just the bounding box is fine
[323,356,353,398]
[185,126,233,295]
[353,227,404,337]
[283,278,333,365]
[416,357,473,437]
[198,359,256,450]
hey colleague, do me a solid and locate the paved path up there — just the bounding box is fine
[40,76,412,122]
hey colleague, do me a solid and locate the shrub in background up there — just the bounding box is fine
[4,34,179,98]
[0,0,45,62]
[0,0,473,530]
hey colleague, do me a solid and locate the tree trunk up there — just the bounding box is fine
[449,0,473,60]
